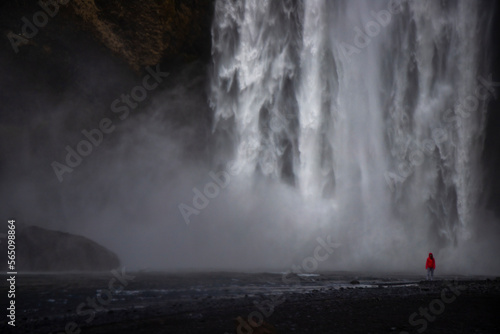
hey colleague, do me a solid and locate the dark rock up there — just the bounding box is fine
[68,0,215,70]
[5,225,120,271]
[350,280,360,285]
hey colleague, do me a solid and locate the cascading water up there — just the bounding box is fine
[209,0,493,266]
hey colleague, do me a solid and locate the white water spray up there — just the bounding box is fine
[209,0,493,264]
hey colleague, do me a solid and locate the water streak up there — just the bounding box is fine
[210,0,492,249]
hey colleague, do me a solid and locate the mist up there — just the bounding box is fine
[1,0,500,276]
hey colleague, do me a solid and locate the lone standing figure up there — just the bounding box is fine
[426,252,436,281]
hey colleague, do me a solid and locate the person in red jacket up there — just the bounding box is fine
[426,253,436,281]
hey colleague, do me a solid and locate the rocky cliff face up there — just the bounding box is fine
[2,0,214,70]
[69,0,214,70]
[0,1,215,268]
[0,0,214,175]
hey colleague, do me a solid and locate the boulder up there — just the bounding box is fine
[3,225,120,271]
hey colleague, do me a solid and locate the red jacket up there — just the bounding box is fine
[426,253,436,269]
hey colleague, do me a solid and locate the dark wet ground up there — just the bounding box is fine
[1,271,499,333]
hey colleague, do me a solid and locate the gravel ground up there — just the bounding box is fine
[1,272,499,334]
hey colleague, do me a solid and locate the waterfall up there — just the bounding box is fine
[209,0,492,249]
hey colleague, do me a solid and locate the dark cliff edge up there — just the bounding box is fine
[483,1,500,215]
[0,0,214,70]
[0,0,216,263]
[0,0,215,131]
[0,0,215,180]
